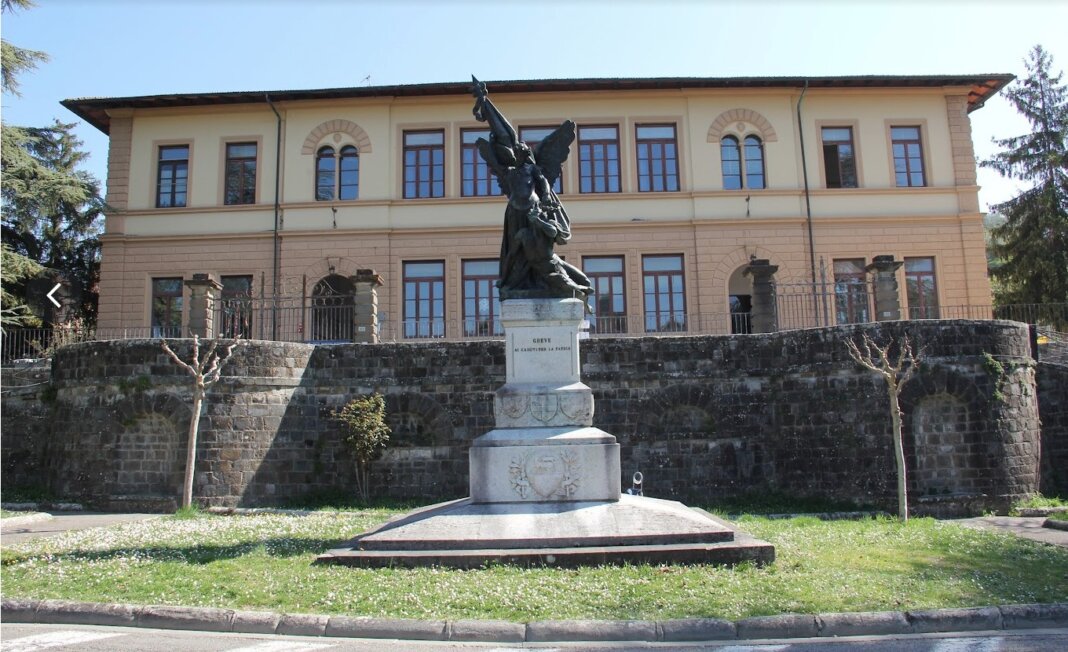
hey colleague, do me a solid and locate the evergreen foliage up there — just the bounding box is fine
[982,45,1068,315]
[333,394,391,503]
[0,0,105,324]
[1,242,44,327]
[0,1,46,97]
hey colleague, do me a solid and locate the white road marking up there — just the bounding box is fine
[713,647,790,652]
[929,637,1005,652]
[223,641,336,652]
[1,631,124,652]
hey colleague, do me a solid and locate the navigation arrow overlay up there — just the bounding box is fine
[47,283,62,308]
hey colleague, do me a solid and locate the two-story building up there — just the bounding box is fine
[62,74,1012,341]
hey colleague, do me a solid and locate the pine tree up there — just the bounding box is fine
[1,121,104,320]
[1,0,105,324]
[982,45,1068,317]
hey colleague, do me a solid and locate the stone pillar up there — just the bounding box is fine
[184,273,222,339]
[744,259,779,333]
[867,255,904,321]
[350,269,383,344]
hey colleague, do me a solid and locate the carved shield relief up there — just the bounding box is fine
[528,393,558,423]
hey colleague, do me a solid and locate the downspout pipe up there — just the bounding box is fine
[796,80,820,325]
[266,95,282,340]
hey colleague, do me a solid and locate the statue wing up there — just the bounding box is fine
[534,120,575,186]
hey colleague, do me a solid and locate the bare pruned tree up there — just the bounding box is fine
[845,332,923,521]
[161,335,238,510]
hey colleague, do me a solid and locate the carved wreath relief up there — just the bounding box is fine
[509,450,581,499]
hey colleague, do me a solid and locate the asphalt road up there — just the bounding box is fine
[2,625,1068,652]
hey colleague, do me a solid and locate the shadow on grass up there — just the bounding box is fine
[1,535,349,567]
[701,490,875,516]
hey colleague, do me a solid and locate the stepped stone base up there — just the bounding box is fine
[316,494,775,568]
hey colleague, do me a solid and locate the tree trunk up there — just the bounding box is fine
[356,462,368,504]
[182,389,204,509]
[889,383,908,522]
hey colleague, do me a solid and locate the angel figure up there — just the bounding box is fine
[471,77,593,300]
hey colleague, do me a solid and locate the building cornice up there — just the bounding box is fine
[64,74,1015,135]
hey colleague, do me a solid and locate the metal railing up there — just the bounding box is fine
[4,301,1066,361]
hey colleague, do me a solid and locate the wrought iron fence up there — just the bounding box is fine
[4,299,1066,361]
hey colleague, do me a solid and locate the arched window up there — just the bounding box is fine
[744,136,765,189]
[339,146,359,200]
[720,135,766,190]
[720,136,742,190]
[316,146,336,201]
[315,145,359,201]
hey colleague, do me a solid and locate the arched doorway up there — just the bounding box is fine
[727,266,753,334]
[310,274,356,342]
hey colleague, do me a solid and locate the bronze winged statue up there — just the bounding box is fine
[471,77,592,301]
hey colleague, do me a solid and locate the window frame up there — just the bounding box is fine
[719,133,766,190]
[635,123,679,193]
[338,145,360,200]
[584,255,627,333]
[403,260,446,338]
[460,128,502,198]
[720,135,742,190]
[641,254,687,333]
[578,124,621,194]
[817,122,861,189]
[315,144,360,201]
[832,258,871,325]
[223,141,258,206]
[743,135,766,189]
[904,256,940,319]
[155,143,190,208]
[150,276,184,337]
[887,122,928,188]
[219,274,254,338]
[461,258,502,337]
[402,129,446,199]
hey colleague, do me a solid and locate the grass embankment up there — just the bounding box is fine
[0,509,23,519]
[2,509,1066,621]
[1012,494,1068,512]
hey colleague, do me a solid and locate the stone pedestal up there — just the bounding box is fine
[867,255,904,321]
[351,269,383,344]
[471,299,619,503]
[185,273,222,339]
[744,259,779,334]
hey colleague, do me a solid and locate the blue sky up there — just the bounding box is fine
[4,0,1067,212]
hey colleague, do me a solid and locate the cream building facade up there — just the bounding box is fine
[63,75,1013,341]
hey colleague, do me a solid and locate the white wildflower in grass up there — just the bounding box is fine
[3,512,1067,621]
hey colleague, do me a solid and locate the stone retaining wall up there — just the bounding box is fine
[0,321,1048,515]
[1037,361,1068,496]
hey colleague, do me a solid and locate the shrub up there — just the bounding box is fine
[333,393,391,503]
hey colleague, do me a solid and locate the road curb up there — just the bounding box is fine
[1045,518,1068,532]
[3,598,1066,642]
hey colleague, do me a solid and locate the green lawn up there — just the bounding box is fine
[2,509,1066,621]
[0,509,23,519]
